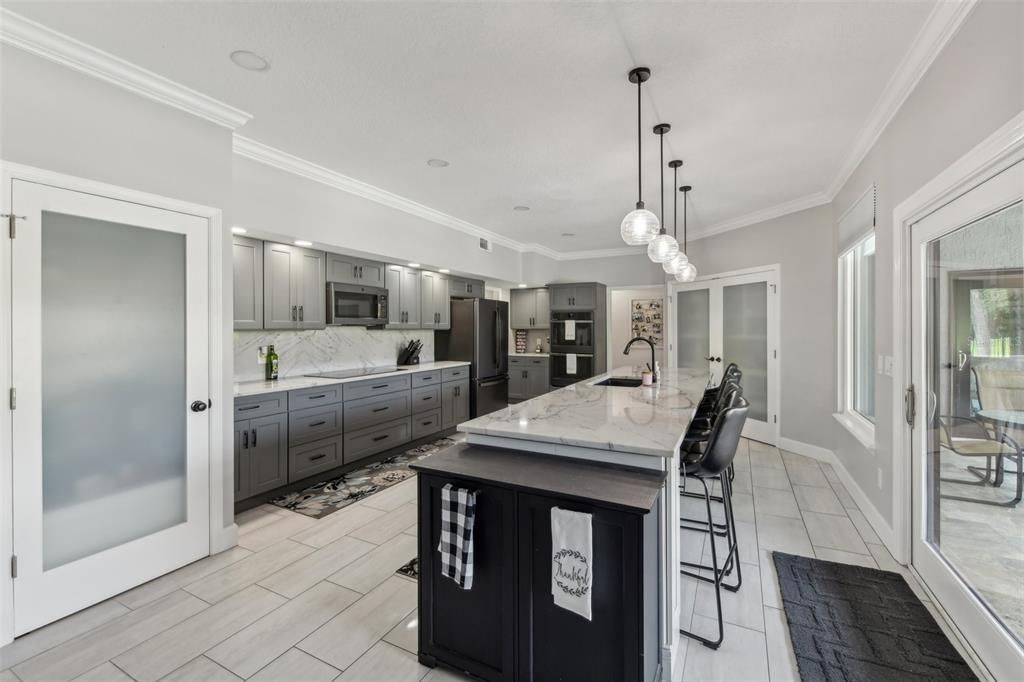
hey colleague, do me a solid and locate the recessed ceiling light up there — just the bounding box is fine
[517,283,527,288]
[513,205,530,212]
[560,232,575,237]
[294,240,313,247]
[426,159,449,168]
[407,262,421,268]
[439,268,450,273]
[230,226,247,234]
[230,50,270,72]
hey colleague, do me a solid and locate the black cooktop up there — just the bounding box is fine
[305,366,405,380]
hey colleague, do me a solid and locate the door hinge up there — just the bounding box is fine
[3,213,26,239]
[8,387,14,410]
[10,555,16,579]
[904,384,916,426]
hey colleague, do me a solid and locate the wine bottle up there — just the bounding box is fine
[266,345,279,380]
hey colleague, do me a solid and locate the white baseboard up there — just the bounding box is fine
[777,437,899,559]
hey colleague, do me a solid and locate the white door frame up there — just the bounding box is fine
[0,161,233,645]
[665,264,781,445]
[890,111,1024,680]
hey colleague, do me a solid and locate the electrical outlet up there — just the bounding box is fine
[257,346,268,365]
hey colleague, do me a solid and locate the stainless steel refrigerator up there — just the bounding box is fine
[435,298,509,418]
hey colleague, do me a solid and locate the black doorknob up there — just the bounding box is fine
[190,400,209,412]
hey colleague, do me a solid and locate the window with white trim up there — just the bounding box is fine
[838,232,876,426]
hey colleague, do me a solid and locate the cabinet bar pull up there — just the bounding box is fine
[251,429,257,447]
[243,430,248,448]
[308,394,326,400]
[372,407,389,413]
[299,305,304,322]
[309,420,327,427]
[292,305,297,321]
[238,405,260,411]
[422,396,433,401]
[422,420,432,426]
[310,454,327,461]
[371,384,389,389]
[372,434,389,442]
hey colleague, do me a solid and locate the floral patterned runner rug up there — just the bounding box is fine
[270,436,458,519]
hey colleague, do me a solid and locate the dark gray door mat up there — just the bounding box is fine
[773,552,977,681]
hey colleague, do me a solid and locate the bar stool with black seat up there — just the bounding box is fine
[679,396,749,650]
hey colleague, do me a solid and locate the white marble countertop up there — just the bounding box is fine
[459,366,708,458]
[510,352,549,357]
[233,360,471,398]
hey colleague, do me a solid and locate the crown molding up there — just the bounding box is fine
[234,135,531,253]
[825,0,977,199]
[555,246,647,261]
[0,9,252,130]
[690,191,832,241]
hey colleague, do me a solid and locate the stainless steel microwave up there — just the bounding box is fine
[326,282,388,326]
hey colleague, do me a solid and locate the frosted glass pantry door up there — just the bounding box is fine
[10,179,210,636]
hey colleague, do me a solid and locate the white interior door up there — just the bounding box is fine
[11,179,211,635]
[669,269,780,444]
[909,159,1024,678]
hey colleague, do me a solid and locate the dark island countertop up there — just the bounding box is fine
[410,442,666,513]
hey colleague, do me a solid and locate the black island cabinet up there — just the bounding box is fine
[411,443,665,682]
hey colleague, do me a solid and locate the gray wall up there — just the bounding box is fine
[684,205,836,450]
[522,250,666,288]
[609,288,667,371]
[1,45,238,544]
[831,0,1024,526]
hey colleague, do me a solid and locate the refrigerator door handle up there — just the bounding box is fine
[479,376,507,387]
[494,309,500,370]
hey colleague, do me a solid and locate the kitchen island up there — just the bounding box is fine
[415,367,707,681]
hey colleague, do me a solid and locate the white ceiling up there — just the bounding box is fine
[6,1,937,253]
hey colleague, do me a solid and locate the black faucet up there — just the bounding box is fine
[623,336,657,383]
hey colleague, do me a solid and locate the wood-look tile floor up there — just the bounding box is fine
[0,441,967,682]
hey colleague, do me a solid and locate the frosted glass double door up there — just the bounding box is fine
[9,179,211,635]
[671,270,779,444]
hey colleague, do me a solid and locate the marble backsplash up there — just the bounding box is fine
[234,327,435,382]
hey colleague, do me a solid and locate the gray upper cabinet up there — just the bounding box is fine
[510,288,549,329]
[386,264,421,328]
[449,277,485,298]
[327,253,386,287]
[232,236,263,330]
[264,242,326,330]
[421,271,450,330]
[549,283,599,311]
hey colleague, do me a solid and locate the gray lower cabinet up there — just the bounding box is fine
[344,417,411,463]
[442,378,471,429]
[232,235,263,330]
[235,411,288,500]
[509,357,550,401]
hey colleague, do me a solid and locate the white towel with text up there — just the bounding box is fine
[551,507,593,620]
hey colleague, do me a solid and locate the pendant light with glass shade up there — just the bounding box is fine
[675,185,698,282]
[662,159,689,274]
[620,68,660,246]
[647,124,680,263]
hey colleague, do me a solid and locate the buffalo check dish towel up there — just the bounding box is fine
[437,483,476,590]
[551,507,593,620]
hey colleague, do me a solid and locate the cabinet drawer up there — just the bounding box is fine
[344,374,412,401]
[345,391,411,432]
[411,385,441,413]
[412,409,442,439]
[289,384,343,409]
[344,417,411,463]
[234,391,287,419]
[411,370,441,387]
[441,366,469,382]
[289,403,344,446]
[289,435,343,481]
[509,357,526,366]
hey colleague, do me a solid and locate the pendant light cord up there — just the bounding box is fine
[637,78,643,205]
[659,131,665,233]
[683,189,688,252]
[673,166,678,239]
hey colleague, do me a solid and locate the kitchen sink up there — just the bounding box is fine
[594,377,644,387]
